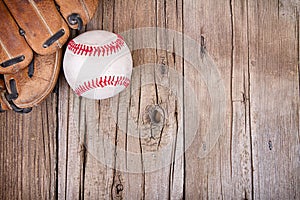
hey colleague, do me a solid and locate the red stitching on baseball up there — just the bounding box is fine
[75,75,130,96]
[68,35,125,57]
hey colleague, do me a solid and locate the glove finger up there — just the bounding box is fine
[4,49,62,110]
[0,1,33,74]
[55,0,99,30]
[3,0,70,55]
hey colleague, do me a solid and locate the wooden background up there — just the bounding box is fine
[1,0,299,199]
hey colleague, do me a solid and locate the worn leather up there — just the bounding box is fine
[55,0,99,30]
[0,0,99,112]
[0,1,33,74]
[4,50,62,109]
[0,79,11,111]
[3,0,70,55]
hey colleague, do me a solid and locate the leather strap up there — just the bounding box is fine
[55,0,99,30]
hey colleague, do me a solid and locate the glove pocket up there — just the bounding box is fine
[4,50,62,109]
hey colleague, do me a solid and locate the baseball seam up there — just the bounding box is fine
[75,75,130,96]
[68,35,125,57]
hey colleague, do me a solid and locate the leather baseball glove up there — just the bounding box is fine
[0,0,99,113]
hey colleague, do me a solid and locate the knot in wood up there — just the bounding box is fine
[145,105,165,125]
[116,184,124,194]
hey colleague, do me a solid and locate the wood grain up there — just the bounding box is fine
[249,0,300,199]
[0,94,58,200]
[0,0,299,199]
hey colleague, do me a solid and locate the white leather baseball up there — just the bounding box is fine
[63,30,133,100]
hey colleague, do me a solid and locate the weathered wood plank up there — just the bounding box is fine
[231,0,253,199]
[0,94,58,200]
[248,0,300,199]
[183,0,236,199]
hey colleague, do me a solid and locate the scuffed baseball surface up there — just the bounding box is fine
[63,30,133,100]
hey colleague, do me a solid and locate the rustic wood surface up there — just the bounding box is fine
[0,0,299,199]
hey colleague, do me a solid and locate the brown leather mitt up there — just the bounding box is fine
[0,0,99,113]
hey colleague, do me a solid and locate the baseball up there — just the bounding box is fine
[63,30,133,100]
